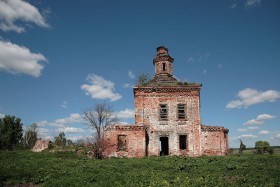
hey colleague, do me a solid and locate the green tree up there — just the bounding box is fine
[255,140,271,154]
[0,115,23,150]
[136,73,151,86]
[54,132,66,146]
[22,123,38,148]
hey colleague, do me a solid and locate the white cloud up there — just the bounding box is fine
[81,74,122,102]
[47,123,65,128]
[256,114,275,121]
[237,126,259,132]
[187,57,194,63]
[115,109,134,119]
[244,119,264,125]
[203,69,207,74]
[36,127,51,139]
[35,114,86,139]
[244,114,275,125]
[55,113,82,124]
[237,128,248,132]
[226,88,280,109]
[128,70,135,79]
[0,113,4,118]
[37,127,49,133]
[56,127,84,133]
[259,130,270,135]
[61,101,68,108]
[0,0,49,33]
[66,135,88,142]
[123,83,134,88]
[37,127,49,135]
[272,134,280,139]
[36,120,48,127]
[187,53,211,63]
[0,40,47,77]
[230,3,237,9]
[217,64,223,69]
[245,0,261,8]
[36,113,83,128]
[248,126,260,130]
[239,134,258,139]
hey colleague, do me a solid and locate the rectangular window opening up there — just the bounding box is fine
[178,104,185,119]
[163,63,166,71]
[118,135,127,151]
[179,135,187,150]
[160,104,168,120]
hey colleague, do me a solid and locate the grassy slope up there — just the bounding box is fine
[0,150,280,187]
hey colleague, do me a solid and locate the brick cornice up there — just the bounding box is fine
[134,86,201,95]
[105,125,145,131]
[153,55,174,64]
[201,125,229,133]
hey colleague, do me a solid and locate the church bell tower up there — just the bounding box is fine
[153,46,174,76]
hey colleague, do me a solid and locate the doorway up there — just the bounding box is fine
[160,137,169,156]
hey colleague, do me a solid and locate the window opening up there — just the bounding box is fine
[163,63,166,71]
[118,135,127,151]
[178,104,185,119]
[179,135,187,150]
[160,104,168,120]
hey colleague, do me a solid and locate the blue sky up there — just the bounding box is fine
[0,0,279,148]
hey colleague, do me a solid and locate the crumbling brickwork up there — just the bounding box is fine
[103,46,229,158]
[201,125,229,155]
[134,87,201,156]
[103,125,146,158]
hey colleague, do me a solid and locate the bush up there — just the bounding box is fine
[255,141,271,154]
[268,147,274,155]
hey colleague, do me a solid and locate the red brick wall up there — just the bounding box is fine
[201,126,229,156]
[103,125,146,158]
[154,61,173,75]
[134,87,202,156]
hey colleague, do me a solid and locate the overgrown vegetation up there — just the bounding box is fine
[177,81,200,86]
[0,150,279,187]
[54,132,67,147]
[83,103,117,159]
[136,73,151,86]
[255,140,273,154]
[0,115,23,150]
[22,123,38,149]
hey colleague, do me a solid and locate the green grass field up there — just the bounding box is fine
[230,147,280,155]
[1,149,280,187]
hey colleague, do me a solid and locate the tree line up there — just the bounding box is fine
[0,115,74,150]
[0,103,116,157]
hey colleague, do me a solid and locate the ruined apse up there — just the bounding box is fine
[103,46,229,158]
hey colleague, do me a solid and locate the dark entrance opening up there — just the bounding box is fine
[145,130,149,156]
[160,137,169,156]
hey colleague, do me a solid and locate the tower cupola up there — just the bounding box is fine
[153,46,174,76]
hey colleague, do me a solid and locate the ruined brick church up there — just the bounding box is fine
[104,46,229,158]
